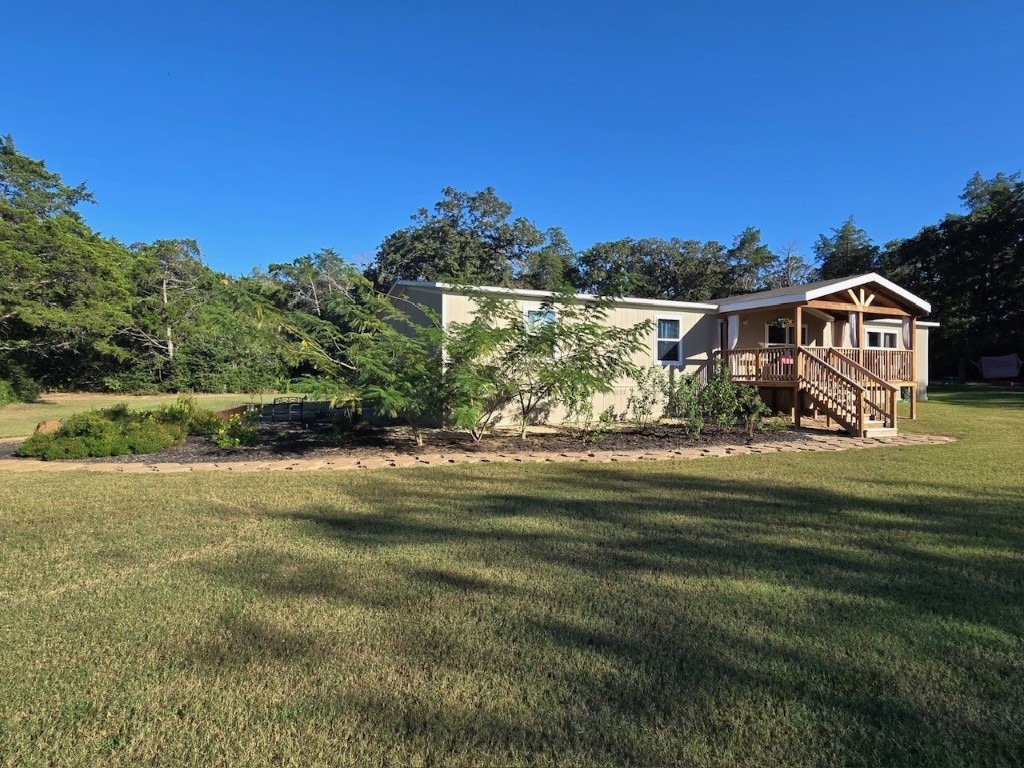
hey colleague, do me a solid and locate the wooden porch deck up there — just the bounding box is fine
[717,346,914,387]
[709,346,913,437]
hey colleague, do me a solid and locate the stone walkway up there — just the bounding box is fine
[0,432,955,474]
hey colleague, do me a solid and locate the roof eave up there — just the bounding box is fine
[716,273,931,315]
[388,280,718,311]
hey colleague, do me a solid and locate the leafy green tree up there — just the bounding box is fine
[814,216,880,279]
[0,136,134,391]
[366,187,547,288]
[166,297,289,393]
[0,135,91,218]
[266,248,353,318]
[467,290,652,438]
[575,237,733,301]
[763,241,818,289]
[434,306,521,441]
[123,239,207,369]
[725,227,776,293]
[883,171,1024,377]
[519,227,579,290]
[282,270,446,444]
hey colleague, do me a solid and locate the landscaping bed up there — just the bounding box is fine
[0,420,806,465]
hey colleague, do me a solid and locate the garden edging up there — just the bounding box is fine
[0,432,955,474]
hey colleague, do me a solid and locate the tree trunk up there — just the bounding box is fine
[958,356,967,385]
[162,277,174,360]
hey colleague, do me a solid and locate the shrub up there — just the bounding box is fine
[0,367,40,404]
[155,394,222,435]
[627,366,665,428]
[700,361,742,428]
[214,413,260,449]
[123,419,187,454]
[188,409,224,436]
[692,362,771,434]
[587,406,623,445]
[734,383,771,435]
[16,410,185,461]
[662,368,704,437]
[0,379,17,406]
[559,378,596,440]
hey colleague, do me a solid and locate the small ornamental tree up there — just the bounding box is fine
[468,290,652,439]
[443,316,514,441]
[284,270,447,446]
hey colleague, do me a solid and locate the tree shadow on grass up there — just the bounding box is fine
[182,465,1024,765]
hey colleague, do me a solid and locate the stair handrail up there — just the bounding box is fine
[825,348,898,427]
[797,349,865,395]
[798,364,860,433]
[825,349,899,392]
[798,349,868,428]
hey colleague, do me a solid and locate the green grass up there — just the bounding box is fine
[0,392,261,439]
[1,389,1021,766]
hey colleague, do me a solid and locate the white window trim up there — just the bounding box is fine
[765,322,809,347]
[655,315,684,365]
[522,303,557,332]
[865,329,899,350]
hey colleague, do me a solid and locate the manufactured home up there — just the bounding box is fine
[388,274,937,437]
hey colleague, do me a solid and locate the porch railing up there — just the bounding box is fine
[715,346,899,434]
[719,346,795,382]
[835,348,914,382]
[720,346,913,383]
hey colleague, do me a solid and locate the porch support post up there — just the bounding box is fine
[909,316,918,420]
[856,311,864,366]
[794,305,803,428]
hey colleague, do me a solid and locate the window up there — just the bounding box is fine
[656,317,682,364]
[867,330,898,349]
[525,308,555,331]
[766,322,808,346]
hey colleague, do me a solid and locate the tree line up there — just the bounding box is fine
[2,134,1021,401]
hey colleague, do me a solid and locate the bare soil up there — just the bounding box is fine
[0,421,808,465]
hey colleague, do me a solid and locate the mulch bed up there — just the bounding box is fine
[0,422,810,465]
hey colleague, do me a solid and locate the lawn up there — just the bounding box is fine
[0,388,1021,766]
[0,392,263,439]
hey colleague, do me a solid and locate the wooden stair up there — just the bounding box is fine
[797,349,899,438]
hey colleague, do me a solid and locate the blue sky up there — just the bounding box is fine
[6,1,1022,274]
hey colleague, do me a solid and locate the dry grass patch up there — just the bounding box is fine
[0,392,261,439]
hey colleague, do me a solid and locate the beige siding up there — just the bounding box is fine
[389,284,934,423]
[732,308,828,348]
[433,290,716,424]
[915,327,930,398]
